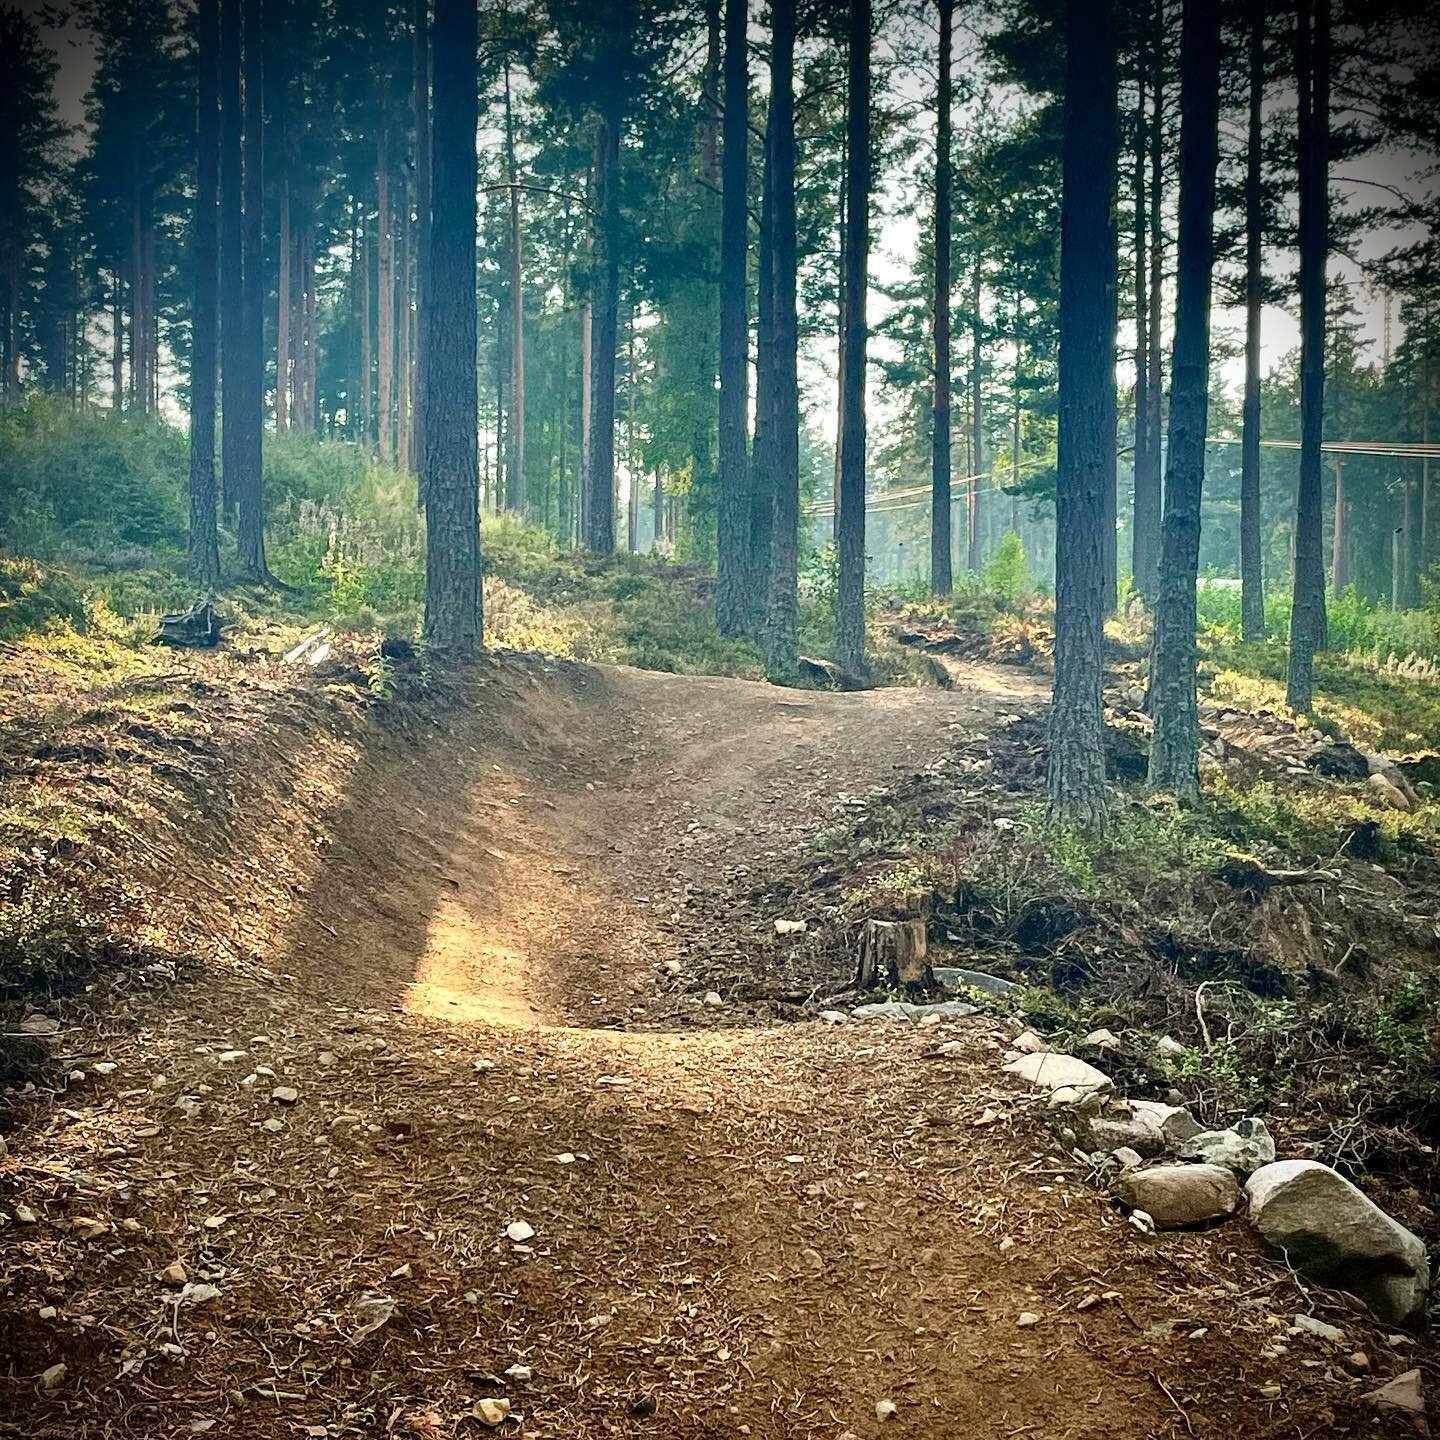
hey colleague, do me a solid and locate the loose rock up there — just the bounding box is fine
[1114,1164,1242,1229]
[1246,1161,1430,1327]
[1003,1051,1113,1095]
[1180,1117,1276,1176]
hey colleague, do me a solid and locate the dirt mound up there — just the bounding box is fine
[0,650,1433,1437]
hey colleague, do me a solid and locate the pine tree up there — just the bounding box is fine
[423,0,481,653]
[1048,0,1117,828]
[1238,0,1265,640]
[762,0,800,677]
[714,0,749,633]
[189,0,222,590]
[931,0,955,597]
[1147,0,1221,796]
[835,0,871,674]
[1287,0,1330,713]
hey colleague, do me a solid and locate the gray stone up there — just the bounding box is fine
[1111,1146,1144,1170]
[1289,1313,1345,1343]
[851,1000,979,1021]
[1181,1117,1276,1176]
[1084,1028,1122,1052]
[1127,1099,1203,1143]
[1114,1164,1242,1229]
[1245,1160,1430,1328]
[1004,1051,1113,1095]
[1087,1114,1168,1159]
[932,966,1020,997]
[1010,1028,1050,1055]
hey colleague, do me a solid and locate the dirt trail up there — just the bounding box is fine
[0,659,1416,1439]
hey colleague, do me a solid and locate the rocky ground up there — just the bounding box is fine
[0,645,1435,1437]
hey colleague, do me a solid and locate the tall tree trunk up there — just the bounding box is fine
[360,214,373,443]
[1148,0,1221,797]
[580,299,592,543]
[1287,0,1329,713]
[505,61,525,514]
[627,315,638,551]
[1401,470,1417,606]
[303,225,317,429]
[423,0,481,653]
[1130,36,1156,603]
[835,0,871,672]
[1423,327,1432,575]
[1331,456,1348,590]
[1239,0,1265,640]
[413,0,430,486]
[1048,0,1118,827]
[277,181,290,433]
[220,0,243,514]
[715,0,750,631]
[833,157,847,542]
[130,188,144,413]
[1138,0,1165,598]
[931,0,955,597]
[189,0,222,589]
[236,0,268,577]
[397,185,411,473]
[377,124,394,464]
[762,0,800,677]
[584,115,619,552]
[967,254,984,572]
[750,85,776,623]
[111,276,124,412]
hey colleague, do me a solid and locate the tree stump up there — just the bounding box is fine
[855,918,930,992]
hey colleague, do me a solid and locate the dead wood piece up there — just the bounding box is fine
[153,601,222,650]
[855,918,931,992]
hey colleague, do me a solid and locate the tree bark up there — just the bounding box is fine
[750,105,776,622]
[189,0,222,590]
[236,0,267,578]
[715,0,750,632]
[360,213,372,443]
[762,0,799,678]
[930,0,955,596]
[219,0,243,514]
[1130,34,1156,604]
[584,115,619,552]
[967,254,984,573]
[277,181,290,433]
[1331,456,1348,591]
[1048,0,1117,828]
[377,123,394,465]
[1239,0,1265,641]
[397,181,411,474]
[1137,0,1166,601]
[1148,0,1221,798]
[504,60,525,514]
[423,0,481,654]
[835,0,871,673]
[580,298,592,542]
[412,0,430,487]
[1287,0,1329,713]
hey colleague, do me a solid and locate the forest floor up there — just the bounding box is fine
[0,639,1434,1438]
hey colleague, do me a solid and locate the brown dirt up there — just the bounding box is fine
[0,651,1430,1438]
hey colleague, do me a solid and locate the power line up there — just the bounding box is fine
[807,434,1439,520]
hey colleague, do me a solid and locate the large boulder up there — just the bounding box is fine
[1180,1118,1276,1177]
[1115,1164,1242,1230]
[1245,1160,1431,1328]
